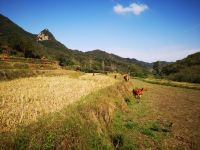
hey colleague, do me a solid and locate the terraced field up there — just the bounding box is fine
[1,73,200,149]
[0,73,118,132]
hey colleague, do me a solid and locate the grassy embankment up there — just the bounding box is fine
[138,77,200,90]
[0,76,175,150]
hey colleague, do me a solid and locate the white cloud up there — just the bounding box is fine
[113,2,148,15]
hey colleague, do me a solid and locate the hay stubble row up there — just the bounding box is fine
[0,74,117,132]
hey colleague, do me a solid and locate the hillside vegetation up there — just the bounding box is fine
[0,14,150,76]
[1,13,199,83]
[161,52,200,83]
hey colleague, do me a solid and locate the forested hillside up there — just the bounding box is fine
[1,13,199,82]
[161,52,200,83]
[0,14,150,76]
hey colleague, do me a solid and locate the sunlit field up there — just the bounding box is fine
[0,73,118,132]
[0,0,200,149]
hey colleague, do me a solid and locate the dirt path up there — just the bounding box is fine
[0,74,117,132]
[133,79,200,149]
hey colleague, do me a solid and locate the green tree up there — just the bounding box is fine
[59,56,74,66]
[153,61,162,76]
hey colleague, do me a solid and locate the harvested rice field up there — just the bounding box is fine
[0,73,118,132]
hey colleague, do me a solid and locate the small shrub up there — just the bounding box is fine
[144,140,151,148]
[0,70,6,80]
[124,97,131,104]
[43,133,56,150]
[125,120,138,129]
[161,122,173,132]
[141,128,154,137]
[111,134,124,149]
[149,122,161,132]
[14,128,29,150]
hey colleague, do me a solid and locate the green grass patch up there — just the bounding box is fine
[139,77,200,90]
[141,128,155,137]
[124,120,138,129]
[112,111,124,132]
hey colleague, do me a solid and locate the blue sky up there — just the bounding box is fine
[0,0,200,62]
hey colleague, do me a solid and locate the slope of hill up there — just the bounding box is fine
[85,50,152,68]
[161,52,200,83]
[0,14,75,60]
[84,50,150,76]
[0,14,151,76]
[0,14,38,57]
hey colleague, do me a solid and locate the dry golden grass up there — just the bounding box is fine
[0,73,117,132]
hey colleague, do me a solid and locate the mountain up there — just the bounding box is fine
[86,50,152,68]
[161,52,200,83]
[37,29,55,41]
[0,14,73,59]
[0,14,38,57]
[0,13,152,76]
